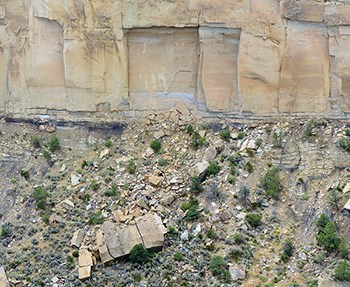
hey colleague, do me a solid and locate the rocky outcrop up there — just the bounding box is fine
[1,1,350,120]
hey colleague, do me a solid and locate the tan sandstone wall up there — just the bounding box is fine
[1,0,350,120]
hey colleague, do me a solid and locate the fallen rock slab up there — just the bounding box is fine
[136,213,167,250]
[79,249,93,267]
[78,266,91,281]
[78,249,93,280]
[71,229,84,248]
[0,266,9,287]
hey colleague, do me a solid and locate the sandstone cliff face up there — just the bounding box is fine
[1,0,350,120]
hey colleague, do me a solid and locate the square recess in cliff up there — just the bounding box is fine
[127,28,199,110]
[198,27,241,112]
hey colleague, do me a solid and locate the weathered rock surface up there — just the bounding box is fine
[1,1,350,120]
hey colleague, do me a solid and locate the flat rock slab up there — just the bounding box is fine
[96,213,167,264]
[78,266,91,281]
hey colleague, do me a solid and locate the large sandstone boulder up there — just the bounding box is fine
[96,213,167,264]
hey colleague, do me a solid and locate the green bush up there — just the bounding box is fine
[339,240,348,259]
[335,261,350,281]
[328,188,341,210]
[209,256,231,283]
[31,136,41,148]
[316,213,331,230]
[184,204,200,222]
[228,154,243,166]
[66,255,74,270]
[42,210,51,225]
[180,199,198,211]
[303,119,317,140]
[0,226,10,238]
[186,124,194,135]
[260,167,282,199]
[272,131,283,148]
[173,252,184,261]
[150,139,161,153]
[157,158,168,167]
[255,138,263,149]
[168,225,178,237]
[317,221,341,252]
[190,132,205,149]
[237,132,244,140]
[220,129,231,142]
[47,135,60,152]
[32,187,48,210]
[227,175,236,185]
[244,161,254,173]
[129,243,151,264]
[43,149,52,161]
[232,233,245,245]
[246,148,255,157]
[20,169,30,181]
[316,214,343,253]
[339,137,350,152]
[90,180,100,191]
[104,184,118,197]
[246,213,262,228]
[280,239,293,263]
[228,248,244,261]
[181,199,200,221]
[206,228,217,239]
[339,129,350,152]
[89,211,104,225]
[127,159,137,174]
[104,139,112,148]
[80,193,91,202]
[206,162,221,176]
[190,176,204,194]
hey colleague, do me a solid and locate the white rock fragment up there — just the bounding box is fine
[71,174,81,187]
[192,224,201,237]
[99,148,110,159]
[181,230,189,241]
[343,198,350,210]
[343,182,350,194]
[193,160,209,175]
